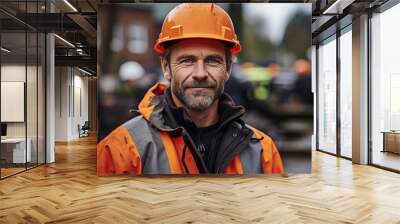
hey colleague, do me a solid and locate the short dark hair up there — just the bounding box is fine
[161,41,233,71]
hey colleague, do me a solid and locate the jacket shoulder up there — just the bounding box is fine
[245,124,285,174]
[98,115,146,145]
[121,115,148,129]
[245,124,273,143]
[97,116,145,175]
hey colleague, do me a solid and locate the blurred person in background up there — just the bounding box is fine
[292,59,312,105]
[224,63,254,110]
[97,3,284,175]
[267,62,298,105]
[239,61,284,147]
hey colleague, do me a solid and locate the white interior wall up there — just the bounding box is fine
[1,65,27,138]
[54,67,89,141]
[55,67,69,141]
[72,73,89,138]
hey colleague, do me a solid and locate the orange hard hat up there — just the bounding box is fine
[154,3,241,55]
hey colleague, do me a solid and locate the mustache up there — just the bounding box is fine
[183,80,216,89]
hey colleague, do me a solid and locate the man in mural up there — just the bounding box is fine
[97,3,284,175]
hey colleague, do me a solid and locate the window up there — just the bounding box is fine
[339,28,352,158]
[128,24,148,54]
[370,3,400,171]
[111,25,123,52]
[317,36,337,154]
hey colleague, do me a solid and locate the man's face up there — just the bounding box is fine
[162,39,230,111]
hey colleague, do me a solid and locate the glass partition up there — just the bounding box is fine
[38,31,45,165]
[0,1,46,179]
[1,30,28,177]
[27,30,38,169]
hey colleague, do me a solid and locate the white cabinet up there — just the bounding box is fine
[1,138,32,163]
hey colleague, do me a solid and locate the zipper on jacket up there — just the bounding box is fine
[181,129,210,174]
[216,127,253,173]
[203,121,242,172]
[214,122,244,166]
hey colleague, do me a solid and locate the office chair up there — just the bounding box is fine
[79,121,90,138]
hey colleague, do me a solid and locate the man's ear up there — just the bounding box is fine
[160,57,171,81]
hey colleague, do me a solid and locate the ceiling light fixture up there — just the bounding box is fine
[1,47,11,53]
[63,0,78,12]
[322,0,354,15]
[78,67,93,76]
[54,34,75,48]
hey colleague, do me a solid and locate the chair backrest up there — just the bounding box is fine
[82,121,90,129]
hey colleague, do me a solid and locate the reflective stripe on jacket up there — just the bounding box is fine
[97,83,285,175]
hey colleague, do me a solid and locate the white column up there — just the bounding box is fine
[352,14,369,164]
[45,1,55,163]
[46,33,55,163]
[311,45,317,151]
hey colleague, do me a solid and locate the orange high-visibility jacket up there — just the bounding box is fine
[97,83,285,175]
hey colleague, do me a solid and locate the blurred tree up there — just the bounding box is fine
[281,12,311,59]
[241,16,275,63]
[228,4,243,39]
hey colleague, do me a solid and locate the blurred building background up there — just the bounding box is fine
[97,3,313,173]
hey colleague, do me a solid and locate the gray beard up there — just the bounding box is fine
[171,78,223,111]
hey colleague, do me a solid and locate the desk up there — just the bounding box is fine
[1,138,31,163]
[382,131,400,154]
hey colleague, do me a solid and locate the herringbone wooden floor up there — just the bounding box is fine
[1,136,400,224]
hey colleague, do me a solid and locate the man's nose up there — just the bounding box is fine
[192,60,208,80]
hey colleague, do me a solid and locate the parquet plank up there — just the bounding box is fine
[0,136,399,223]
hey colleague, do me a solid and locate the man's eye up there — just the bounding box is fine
[206,58,222,65]
[180,59,194,64]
